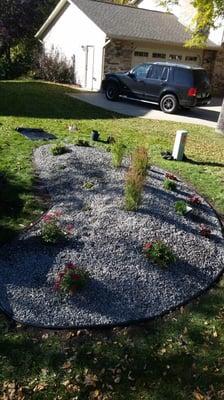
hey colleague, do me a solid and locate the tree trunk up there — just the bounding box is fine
[217,98,224,134]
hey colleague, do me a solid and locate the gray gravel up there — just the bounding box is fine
[0,145,223,328]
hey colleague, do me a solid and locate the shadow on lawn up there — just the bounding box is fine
[0,177,26,243]
[0,281,224,400]
[0,81,127,120]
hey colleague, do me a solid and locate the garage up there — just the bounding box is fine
[132,45,203,67]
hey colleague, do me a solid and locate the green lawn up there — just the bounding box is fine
[0,81,224,400]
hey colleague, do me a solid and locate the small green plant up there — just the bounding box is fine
[41,211,64,244]
[76,139,90,147]
[51,143,68,156]
[124,168,144,211]
[143,240,176,267]
[82,202,92,212]
[175,200,188,216]
[111,142,126,167]
[54,262,89,295]
[83,181,94,190]
[163,178,177,191]
[131,146,149,176]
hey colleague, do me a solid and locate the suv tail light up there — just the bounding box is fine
[188,87,197,97]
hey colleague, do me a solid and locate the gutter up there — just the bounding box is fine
[35,0,68,39]
[101,39,111,86]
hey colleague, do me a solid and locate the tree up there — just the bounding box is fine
[0,0,57,65]
[161,0,224,133]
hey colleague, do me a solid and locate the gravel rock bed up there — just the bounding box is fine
[0,145,223,328]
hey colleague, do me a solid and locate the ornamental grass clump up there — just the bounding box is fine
[124,168,144,211]
[143,240,176,267]
[54,262,89,295]
[111,142,126,167]
[163,178,177,191]
[41,211,64,244]
[131,146,149,177]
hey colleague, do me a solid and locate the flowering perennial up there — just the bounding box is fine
[188,195,202,205]
[54,262,88,294]
[143,240,176,267]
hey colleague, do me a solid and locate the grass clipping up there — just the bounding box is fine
[124,147,149,211]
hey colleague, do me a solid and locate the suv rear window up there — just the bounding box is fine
[173,68,193,85]
[192,69,209,85]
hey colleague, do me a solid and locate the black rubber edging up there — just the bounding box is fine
[0,165,223,332]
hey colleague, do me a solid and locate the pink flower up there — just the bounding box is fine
[42,213,54,222]
[54,210,63,217]
[66,224,74,234]
[144,242,153,251]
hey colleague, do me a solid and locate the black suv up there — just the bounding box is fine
[102,62,211,114]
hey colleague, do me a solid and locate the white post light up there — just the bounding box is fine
[172,130,188,161]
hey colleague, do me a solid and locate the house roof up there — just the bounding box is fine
[36,0,218,48]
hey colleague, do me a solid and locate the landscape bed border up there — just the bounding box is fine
[0,151,223,331]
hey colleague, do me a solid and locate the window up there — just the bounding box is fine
[169,54,182,61]
[161,67,169,81]
[185,56,198,62]
[150,65,165,80]
[132,64,150,79]
[134,51,149,57]
[152,53,166,59]
[174,68,192,85]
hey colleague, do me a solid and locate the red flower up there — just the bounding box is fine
[165,173,177,181]
[65,262,75,269]
[200,225,211,238]
[188,195,201,205]
[72,274,81,281]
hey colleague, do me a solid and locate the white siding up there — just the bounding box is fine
[43,2,106,90]
[137,0,224,46]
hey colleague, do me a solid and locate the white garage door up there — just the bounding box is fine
[132,49,202,68]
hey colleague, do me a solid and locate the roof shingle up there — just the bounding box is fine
[71,0,217,47]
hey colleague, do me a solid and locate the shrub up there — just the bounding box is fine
[51,143,68,156]
[34,50,73,83]
[111,142,126,167]
[175,200,188,216]
[163,179,177,191]
[143,240,176,267]
[54,262,88,295]
[41,211,64,244]
[124,168,144,211]
[131,146,149,176]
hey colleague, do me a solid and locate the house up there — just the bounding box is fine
[35,0,224,95]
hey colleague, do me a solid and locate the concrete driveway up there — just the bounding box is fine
[69,91,222,128]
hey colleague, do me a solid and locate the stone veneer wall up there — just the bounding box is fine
[211,47,224,97]
[202,48,224,96]
[104,39,134,74]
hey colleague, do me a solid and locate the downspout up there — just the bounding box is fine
[101,39,111,90]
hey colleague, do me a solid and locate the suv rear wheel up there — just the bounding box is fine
[105,82,119,101]
[160,94,178,114]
